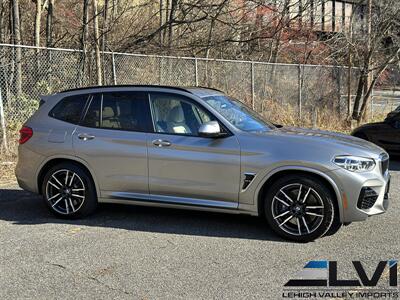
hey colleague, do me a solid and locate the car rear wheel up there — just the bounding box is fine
[42,162,97,218]
[264,175,336,242]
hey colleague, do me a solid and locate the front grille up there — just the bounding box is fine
[357,187,379,209]
[380,153,390,176]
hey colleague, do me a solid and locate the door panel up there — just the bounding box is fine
[73,127,149,195]
[72,91,152,196]
[147,92,241,204]
[148,134,240,203]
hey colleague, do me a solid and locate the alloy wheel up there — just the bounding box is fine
[45,169,86,215]
[271,183,325,236]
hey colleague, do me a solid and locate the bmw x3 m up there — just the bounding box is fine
[16,85,391,242]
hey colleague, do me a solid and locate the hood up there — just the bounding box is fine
[268,126,385,158]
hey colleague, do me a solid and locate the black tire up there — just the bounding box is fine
[324,218,342,237]
[264,175,336,242]
[42,162,97,219]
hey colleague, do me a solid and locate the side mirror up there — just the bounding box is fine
[198,121,225,138]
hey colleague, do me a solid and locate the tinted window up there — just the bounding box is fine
[81,92,152,132]
[81,94,102,128]
[49,95,88,124]
[150,92,216,136]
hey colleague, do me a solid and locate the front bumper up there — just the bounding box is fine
[328,164,390,223]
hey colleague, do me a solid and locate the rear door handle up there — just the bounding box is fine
[78,133,95,141]
[152,139,171,147]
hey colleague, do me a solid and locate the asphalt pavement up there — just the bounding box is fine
[0,160,399,299]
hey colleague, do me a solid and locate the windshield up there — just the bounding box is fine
[203,95,275,132]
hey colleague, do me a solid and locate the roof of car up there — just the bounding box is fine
[57,85,224,97]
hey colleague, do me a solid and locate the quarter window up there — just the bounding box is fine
[81,92,152,132]
[49,95,88,124]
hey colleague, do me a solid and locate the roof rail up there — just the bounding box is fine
[57,84,193,94]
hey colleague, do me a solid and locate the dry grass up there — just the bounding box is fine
[0,106,387,185]
[0,128,19,185]
[260,100,351,133]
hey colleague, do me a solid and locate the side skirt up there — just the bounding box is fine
[98,191,257,215]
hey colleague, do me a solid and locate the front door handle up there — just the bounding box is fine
[78,133,95,141]
[152,139,171,147]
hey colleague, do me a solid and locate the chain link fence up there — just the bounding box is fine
[0,43,399,156]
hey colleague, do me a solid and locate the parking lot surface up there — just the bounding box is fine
[0,161,399,299]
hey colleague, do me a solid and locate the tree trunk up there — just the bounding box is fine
[346,51,352,120]
[0,2,5,43]
[80,0,89,85]
[163,0,169,44]
[34,0,42,48]
[92,0,102,85]
[159,0,163,47]
[351,73,366,121]
[102,0,109,84]
[167,0,178,50]
[11,0,22,95]
[363,0,372,120]
[45,0,54,47]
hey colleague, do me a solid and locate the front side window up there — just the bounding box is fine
[203,95,275,132]
[49,94,89,124]
[149,93,215,136]
[81,91,152,132]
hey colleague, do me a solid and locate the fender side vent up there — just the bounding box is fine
[242,173,256,190]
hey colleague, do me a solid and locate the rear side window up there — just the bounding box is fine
[81,91,153,132]
[49,95,88,124]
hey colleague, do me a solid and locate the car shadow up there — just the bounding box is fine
[0,188,285,242]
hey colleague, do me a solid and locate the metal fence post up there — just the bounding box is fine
[194,58,199,86]
[298,64,303,120]
[111,52,117,85]
[251,62,255,110]
[0,85,8,153]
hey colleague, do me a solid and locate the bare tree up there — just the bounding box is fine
[33,0,42,48]
[11,0,22,95]
[78,0,90,85]
[346,0,400,124]
[101,0,109,83]
[167,0,178,50]
[45,0,55,47]
[92,0,102,85]
[0,2,5,43]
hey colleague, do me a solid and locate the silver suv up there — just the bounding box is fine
[16,86,391,242]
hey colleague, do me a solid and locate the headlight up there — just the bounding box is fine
[333,156,376,173]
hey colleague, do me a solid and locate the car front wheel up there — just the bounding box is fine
[264,175,336,242]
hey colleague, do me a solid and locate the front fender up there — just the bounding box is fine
[244,165,344,222]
